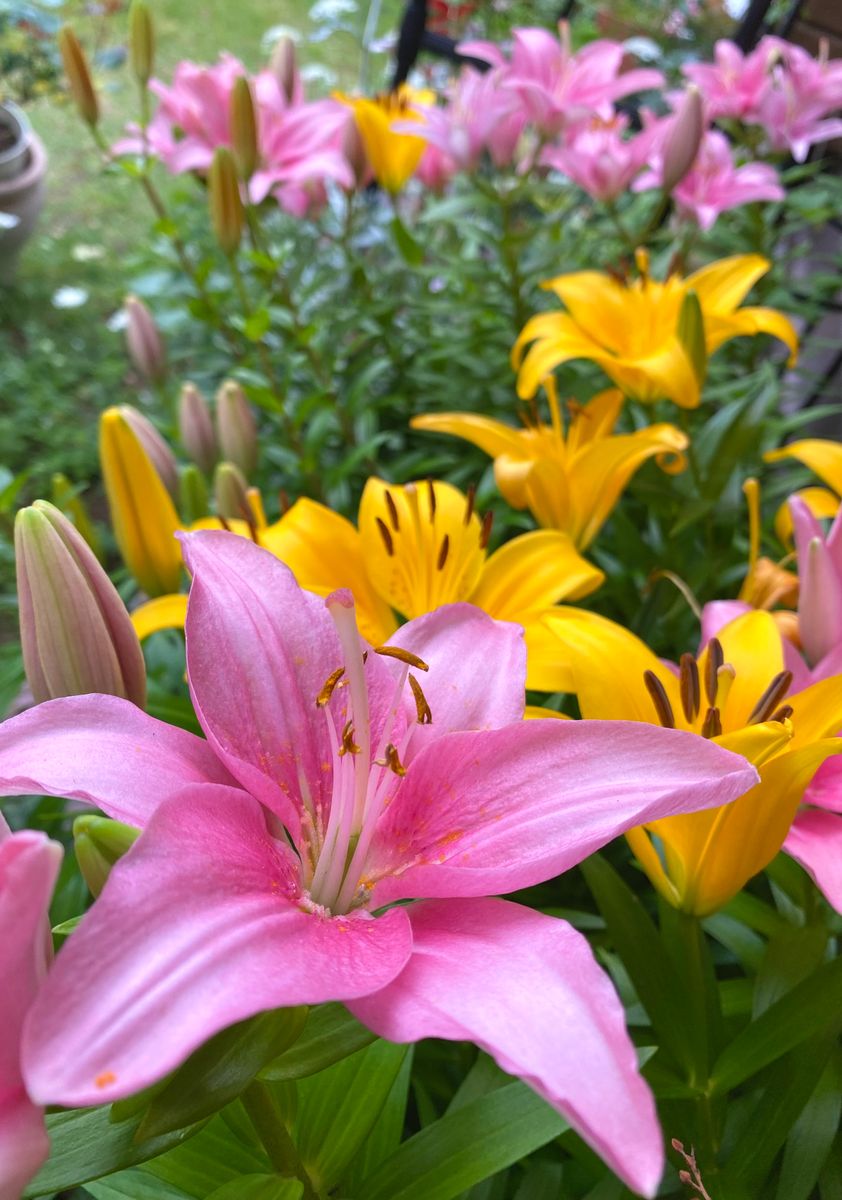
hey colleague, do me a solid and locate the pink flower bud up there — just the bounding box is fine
[215,380,257,476]
[124,294,167,385]
[341,114,369,190]
[178,383,217,475]
[661,85,704,193]
[119,405,180,502]
[270,36,299,104]
[15,501,147,707]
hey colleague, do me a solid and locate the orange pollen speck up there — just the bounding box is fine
[95,1071,117,1088]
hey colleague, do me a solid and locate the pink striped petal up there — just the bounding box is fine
[368,720,757,903]
[22,785,412,1107]
[784,809,842,912]
[350,898,663,1198]
[0,695,238,826]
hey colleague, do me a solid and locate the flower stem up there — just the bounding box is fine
[242,1081,320,1200]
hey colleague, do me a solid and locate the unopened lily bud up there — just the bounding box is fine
[209,147,244,256]
[120,405,180,501]
[676,289,707,386]
[178,382,217,474]
[124,294,167,385]
[231,75,259,180]
[341,115,369,189]
[50,472,103,561]
[58,27,99,128]
[216,380,258,475]
[180,464,210,524]
[15,500,147,706]
[99,407,183,597]
[214,461,254,524]
[270,36,299,103]
[73,815,140,897]
[661,85,704,193]
[128,0,154,86]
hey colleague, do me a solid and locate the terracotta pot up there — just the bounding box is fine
[0,102,47,282]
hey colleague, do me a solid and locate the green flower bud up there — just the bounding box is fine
[73,815,140,897]
[215,380,257,476]
[128,0,155,86]
[230,75,259,180]
[178,382,217,475]
[209,147,244,256]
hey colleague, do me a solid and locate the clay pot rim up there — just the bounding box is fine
[0,129,47,194]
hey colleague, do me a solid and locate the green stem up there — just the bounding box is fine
[242,1081,320,1200]
[498,187,529,335]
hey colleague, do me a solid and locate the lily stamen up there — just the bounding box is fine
[701,706,723,738]
[770,703,794,723]
[704,638,724,705]
[384,489,400,531]
[464,484,476,525]
[373,743,407,777]
[409,672,433,724]
[427,477,437,520]
[643,670,675,728]
[747,669,793,724]
[375,517,394,556]
[480,510,494,550]
[375,646,429,671]
[316,666,346,708]
[339,720,360,756]
[679,653,700,722]
[437,534,450,570]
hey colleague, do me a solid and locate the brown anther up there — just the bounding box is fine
[375,645,430,671]
[409,673,433,724]
[437,533,450,570]
[701,706,722,738]
[278,488,290,515]
[338,720,360,756]
[375,517,394,557]
[770,703,793,723]
[643,670,675,728]
[479,510,494,550]
[316,666,345,708]
[679,653,701,723]
[747,670,793,725]
[464,483,476,525]
[384,489,400,532]
[427,477,437,520]
[218,515,232,533]
[245,517,259,544]
[704,638,724,705]
[376,743,406,777]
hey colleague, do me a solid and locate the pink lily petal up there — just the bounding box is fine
[784,809,842,912]
[22,785,412,1107]
[350,898,663,1198]
[803,756,842,813]
[367,720,758,903]
[0,695,238,826]
[388,604,526,750]
[0,830,62,1200]
[180,530,397,839]
[699,600,752,647]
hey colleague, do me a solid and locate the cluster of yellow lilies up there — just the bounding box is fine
[92,249,842,920]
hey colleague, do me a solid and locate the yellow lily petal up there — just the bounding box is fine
[472,530,604,620]
[765,439,842,497]
[563,389,624,456]
[344,90,428,193]
[541,271,631,351]
[786,673,842,748]
[684,253,770,314]
[130,593,188,641]
[773,485,841,544]
[495,454,540,511]
[539,608,681,724]
[524,705,571,720]
[261,498,397,646]
[626,826,683,908]
[99,408,183,598]
[358,478,485,620]
[705,305,798,364]
[607,340,701,408]
[410,412,527,462]
[701,609,784,730]
[513,313,606,400]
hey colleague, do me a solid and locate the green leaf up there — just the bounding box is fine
[143,1109,269,1197]
[260,1003,376,1081]
[752,924,828,1017]
[206,1175,303,1200]
[342,1049,413,1193]
[294,1038,409,1190]
[776,1049,842,1200]
[243,308,271,342]
[138,1008,308,1138]
[359,1082,567,1200]
[390,216,424,266]
[84,1170,192,1199]
[710,954,842,1094]
[23,1107,204,1196]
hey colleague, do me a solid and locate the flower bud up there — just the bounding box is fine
[128,0,155,87]
[661,85,704,193]
[120,405,180,501]
[180,464,210,524]
[270,36,299,104]
[124,294,167,386]
[50,472,103,561]
[676,289,707,386]
[73,815,140,897]
[178,382,217,474]
[215,380,258,475]
[58,26,99,128]
[214,461,254,524]
[209,147,244,256]
[15,500,147,706]
[231,75,259,181]
[341,115,369,189]
[99,407,183,597]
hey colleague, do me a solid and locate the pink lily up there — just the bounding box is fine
[461,24,664,137]
[1,532,758,1196]
[406,66,526,176]
[682,38,779,121]
[0,815,62,1200]
[541,112,657,203]
[754,40,842,162]
[635,128,783,230]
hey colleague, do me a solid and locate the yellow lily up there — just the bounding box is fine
[537,605,842,915]
[765,438,842,542]
[513,251,799,409]
[337,84,434,193]
[132,477,604,680]
[99,408,183,597]
[412,387,687,549]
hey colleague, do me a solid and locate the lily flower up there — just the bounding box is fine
[538,604,842,915]
[412,387,687,549]
[0,532,759,1198]
[0,814,62,1200]
[512,251,798,408]
[337,85,435,193]
[765,437,842,542]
